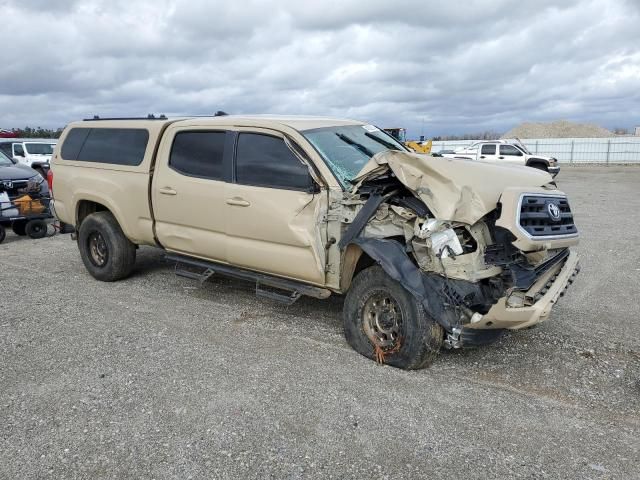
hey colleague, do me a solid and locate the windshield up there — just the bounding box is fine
[25,143,55,155]
[303,125,407,187]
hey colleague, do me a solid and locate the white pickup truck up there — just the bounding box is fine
[442,140,560,177]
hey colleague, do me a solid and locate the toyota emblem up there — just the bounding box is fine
[547,202,561,221]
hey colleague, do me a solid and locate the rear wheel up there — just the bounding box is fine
[78,211,136,281]
[0,225,5,244]
[25,219,48,239]
[343,266,443,369]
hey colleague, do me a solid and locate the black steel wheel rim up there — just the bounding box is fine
[88,231,108,267]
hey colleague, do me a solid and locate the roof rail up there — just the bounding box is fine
[83,114,168,121]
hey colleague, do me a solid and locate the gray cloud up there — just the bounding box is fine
[0,0,638,136]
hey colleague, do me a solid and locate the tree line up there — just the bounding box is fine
[6,127,64,138]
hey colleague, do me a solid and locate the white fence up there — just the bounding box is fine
[431,137,640,164]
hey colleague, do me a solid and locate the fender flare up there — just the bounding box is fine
[526,157,549,167]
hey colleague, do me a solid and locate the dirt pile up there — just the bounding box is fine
[502,120,613,139]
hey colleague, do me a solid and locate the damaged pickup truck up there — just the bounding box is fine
[50,115,580,369]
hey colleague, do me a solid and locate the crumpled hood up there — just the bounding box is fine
[353,150,553,225]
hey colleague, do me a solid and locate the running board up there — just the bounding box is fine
[166,253,331,305]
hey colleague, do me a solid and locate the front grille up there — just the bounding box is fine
[1,179,29,199]
[519,195,577,238]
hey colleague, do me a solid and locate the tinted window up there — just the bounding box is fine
[481,144,496,155]
[236,133,311,190]
[14,144,25,156]
[500,144,522,156]
[78,129,148,165]
[61,128,91,160]
[61,128,148,165]
[169,131,226,180]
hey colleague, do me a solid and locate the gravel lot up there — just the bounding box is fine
[1,167,639,479]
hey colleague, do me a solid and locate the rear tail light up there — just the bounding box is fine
[47,169,53,194]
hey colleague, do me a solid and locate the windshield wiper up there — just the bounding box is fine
[335,133,375,157]
[364,132,402,151]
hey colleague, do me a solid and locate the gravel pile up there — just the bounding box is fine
[502,120,613,138]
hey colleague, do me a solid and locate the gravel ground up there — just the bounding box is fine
[1,167,639,479]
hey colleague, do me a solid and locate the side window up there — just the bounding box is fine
[481,144,496,155]
[13,144,25,156]
[500,145,522,156]
[169,131,226,180]
[61,128,149,165]
[236,133,312,190]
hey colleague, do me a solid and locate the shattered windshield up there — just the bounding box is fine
[303,124,407,188]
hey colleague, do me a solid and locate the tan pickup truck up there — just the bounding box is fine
[50,115,580,369]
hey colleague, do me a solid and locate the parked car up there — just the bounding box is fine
[0,150,51,241]
[51,115,579,369]
[441,140,560,176]
[0,139,57,178]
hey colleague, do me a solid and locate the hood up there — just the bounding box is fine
[0,163,40,181]
[353,150,553,225]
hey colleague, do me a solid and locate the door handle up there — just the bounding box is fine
[159,187,177,196]
[480,155,485,159]
[499,156,504,159]
[226,197,251,207]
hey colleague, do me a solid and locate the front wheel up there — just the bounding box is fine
[343,266,443,369]
[78,211,136,281]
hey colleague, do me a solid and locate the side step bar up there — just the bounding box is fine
[166,253,332,306]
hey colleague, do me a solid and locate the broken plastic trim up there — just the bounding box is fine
[351,237,489,333]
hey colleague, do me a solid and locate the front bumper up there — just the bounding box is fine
[548,165,560,177]
[466,250,580,330]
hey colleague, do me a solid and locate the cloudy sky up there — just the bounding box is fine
[1,0,639,136]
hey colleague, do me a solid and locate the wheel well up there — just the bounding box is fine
[76,200,109,227]
[354,252,375,276]
[527,158,549,168]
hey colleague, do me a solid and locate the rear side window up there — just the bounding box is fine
[481,144,496,155]
[169,131,226,180]
[236,133,311,190]
[61,128,149,166]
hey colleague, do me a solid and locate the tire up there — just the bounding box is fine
[25,219,48,239]
[0,225,5,244]
[12,220,27,236]
[77,211,136,281]
[343,266,444,369]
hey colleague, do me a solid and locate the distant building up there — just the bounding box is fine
[635,126,640,136]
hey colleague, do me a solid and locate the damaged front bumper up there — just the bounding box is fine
[465,250,580,330]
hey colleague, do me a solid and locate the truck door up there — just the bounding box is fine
[12,143,26,164]
[152,127,232,262]
[498,144,525,165]
[478,143,498,162]
[224,129,327,285]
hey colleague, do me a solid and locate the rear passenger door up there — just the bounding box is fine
[152,127,232,262]
[478,143,498,162]
[225,130,327,285]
